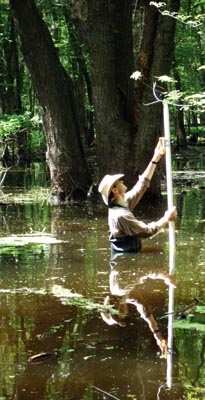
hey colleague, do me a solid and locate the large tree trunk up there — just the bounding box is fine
[133,0,181,197]
[9,0,91,203]
[71,0,135,181]
[63,8,95,147]
[71,0,179,198]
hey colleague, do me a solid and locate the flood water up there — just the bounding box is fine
[0,155,205,400]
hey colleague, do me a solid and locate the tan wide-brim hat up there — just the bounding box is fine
[98,174,124,205]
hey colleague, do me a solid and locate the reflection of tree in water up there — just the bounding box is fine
[48,206,108,296]
[11,289,166,400]
[6,200,204,399]
[174,331,205,388]
[8,275,187,400]
[12,294,77,399]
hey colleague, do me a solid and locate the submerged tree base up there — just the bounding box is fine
[49,187,90,206]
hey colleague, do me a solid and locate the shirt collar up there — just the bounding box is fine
[110,200,129,209]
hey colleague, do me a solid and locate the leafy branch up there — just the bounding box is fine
[150,2,204,28]
[131,72,205,111]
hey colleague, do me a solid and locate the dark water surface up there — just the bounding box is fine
[0,160,205,400]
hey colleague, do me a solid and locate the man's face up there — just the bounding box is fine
[114,179,127,195]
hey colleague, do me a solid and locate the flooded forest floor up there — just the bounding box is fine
[0,144,205,400]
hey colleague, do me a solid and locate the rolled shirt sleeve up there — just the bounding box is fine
[125,175,150,211]
[109,207,158,238]
[118,211,158,238]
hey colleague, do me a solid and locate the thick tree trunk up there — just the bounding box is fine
[9,0,91,203]
[71,0,180,199]
[71,0,135,180]
[64,9,95,147]
[133,0,181,197]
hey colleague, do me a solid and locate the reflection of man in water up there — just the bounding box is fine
[101,269,177,357]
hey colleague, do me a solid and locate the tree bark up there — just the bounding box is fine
[71,0,135,181]
[9,0,91,203]
[0,9,22,114]
[133,0,181,197]
[173,59,186,148]
[71,0,180,198]
[63,7,95,147]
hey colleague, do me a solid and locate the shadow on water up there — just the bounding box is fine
[0,161,205,399]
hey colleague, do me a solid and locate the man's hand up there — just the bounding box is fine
[164,206,177,222]
[163,274,177,288]
[153,137,166,161]
[159,339,168,359]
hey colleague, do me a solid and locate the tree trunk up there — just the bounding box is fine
[175,108,187,148]
[133,0,181,197]
[71,0,135,180]
[0,9,22,114]
[9,0,91,203]
[172,57,186,148]
[173,64,187,148]
[63,8,95,147]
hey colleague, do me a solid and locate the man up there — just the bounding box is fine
[98,139,176,252]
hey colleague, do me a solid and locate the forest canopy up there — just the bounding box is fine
[0,0,204,203]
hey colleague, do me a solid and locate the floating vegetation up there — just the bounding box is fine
[51,284,118,314]
[0,284,118,315]
[0,187,51,205]
[0,233,67,247]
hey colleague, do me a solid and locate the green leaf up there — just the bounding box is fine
[149,2,166,8]
[156,75,177,83]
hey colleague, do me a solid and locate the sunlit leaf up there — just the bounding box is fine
[149,2,166,8]
[130,71,142,81]
[164,90,183,101]
[155,75,176,83]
